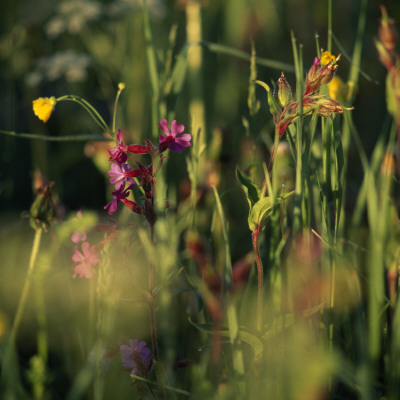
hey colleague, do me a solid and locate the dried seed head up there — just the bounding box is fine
[379,5,397,54]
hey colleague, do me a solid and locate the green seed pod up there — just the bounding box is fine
[30,182,55,231]
[274,72,292,108]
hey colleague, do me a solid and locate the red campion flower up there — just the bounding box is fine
[72,241,100,279]
[158,119,191,153]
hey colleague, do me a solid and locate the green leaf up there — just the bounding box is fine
[248,191,294,232]
[248,196,272,231]
[236,165,260,208]
[188,318,263,360]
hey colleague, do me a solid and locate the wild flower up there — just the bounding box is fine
[72,241,100,278]
[108,130,129,163]
[108,130,148,163]
[27,51,92,87]
[320,50,336,66]
[278,54,351,135]
[120,339,152,376]
[158,119,192,153]
[108,162,138,191]
[304,54,339,95]
[32,97,57,123]
[104,185,134,215]
[45,0,103,38]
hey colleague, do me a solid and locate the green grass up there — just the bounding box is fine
[1,0,400,399]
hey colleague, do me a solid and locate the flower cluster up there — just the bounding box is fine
[263,51,353,136]
[120,338,152,377]
[104,120,191,220]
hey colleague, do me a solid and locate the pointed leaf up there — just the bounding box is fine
[236,165,260,208]
[249,191,294,231]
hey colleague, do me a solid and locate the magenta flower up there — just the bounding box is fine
[108,162,138,191]
[104,186,132,215]
[120,339,152,376]
[108,130,129,163]
[72,241,100,279]
[158,119,191,153]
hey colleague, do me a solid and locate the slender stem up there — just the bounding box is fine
[10,228,43,342]
[0,129,111,142]
[112,86,124,135]
[56,95,110,134]
[252,224,263,333]
[327,0,332,52]
[148,157,158,361]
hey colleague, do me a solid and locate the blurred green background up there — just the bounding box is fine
[1,0,399,216]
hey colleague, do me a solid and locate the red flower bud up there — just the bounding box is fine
[126,144,148,154]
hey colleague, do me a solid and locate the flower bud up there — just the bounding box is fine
[274,72,292,108]
[305,55,340,94]
[375,38,395,70]
[379,6,397,54]
[304,57,321,93]
[30,182,56,231]
[318,54,340,86]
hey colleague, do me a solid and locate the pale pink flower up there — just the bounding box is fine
[72,241,100,279]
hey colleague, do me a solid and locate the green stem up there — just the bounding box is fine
[327,0,332,52]
[57,95,110,134]
[143,0,159,138]
[0,129,111,142]
[112,85,124,134]
[252,224,263,333]
[10,228,43,343]
[148,156,158,361]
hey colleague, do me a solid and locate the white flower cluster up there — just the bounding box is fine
[45,0,166,38]
[26,50,92,86]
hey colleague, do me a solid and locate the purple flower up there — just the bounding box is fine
[108,130,129,163]
[104,186,132,215]
[108,162,136,191]
[72,241,100,279]
[158,119,191,153]
[120,339,152,376]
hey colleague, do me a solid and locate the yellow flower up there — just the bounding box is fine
[118,82,126,90]
[328,76,345,101]
[320,51,336,66]
[32,97,57,123]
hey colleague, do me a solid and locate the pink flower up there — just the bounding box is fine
[108,162,139,191]
[120,339,152,376]
[108,130,129,163]
[104,186,132,215]
[72,241,100,279]
[158,119,191,153]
